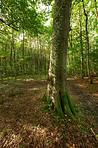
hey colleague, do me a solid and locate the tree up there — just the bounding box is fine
[47,0,76,116]
[0,0,43,34]
[94,0,98,21]
[82,0,90,77]
[79,5,84,78]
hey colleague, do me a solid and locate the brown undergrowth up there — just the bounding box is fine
[0,78,98,147]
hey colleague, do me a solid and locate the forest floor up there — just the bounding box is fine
[0,77,98,148]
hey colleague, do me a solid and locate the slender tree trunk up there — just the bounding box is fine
[0,56,1,66]
[94,0,98,21]
[22,31,25,76]
[32,45,35,76]
[13,42,16,79]
[29,37,33,75]
[37,38,40,76]
[16,47,19,76]
[69,30,74,76]
[44,53,47,76]
[4,45,7,76]
[0,56,2,79]
[47,0,74,116]
[79,7,84,78]
[0,44,4,79]
[39,39,42,72]
[82,0,90,77]
[70,30,74,76]
[67,54,70,76]
[10,29,14,74]
[33,44,36,74]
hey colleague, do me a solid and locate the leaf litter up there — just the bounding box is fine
[0,78,98,147]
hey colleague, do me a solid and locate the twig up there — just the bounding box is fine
[90,128,98,141]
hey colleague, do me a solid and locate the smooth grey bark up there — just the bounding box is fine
[47,0,72,113]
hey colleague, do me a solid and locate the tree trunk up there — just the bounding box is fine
[10,29,14,74]
[69,30,74,76]
[67,54,70,76]
[13,42,16,79]
[94,0,98,21]
[79,7,84,78]
[4,45,7,76]
[47,0,75,116]
[22,31,25,76]
[82,0,90,77]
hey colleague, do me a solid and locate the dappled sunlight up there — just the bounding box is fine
[93,93,98,97]
[0,132,21,147]
[0,0,97,146]
[0,123,62,147]
[0,79,97,147]
[67,77,98,98]
[76,84,87,88]
[0,80,63,147]
[25,79,34,81]
[29,88,39,91]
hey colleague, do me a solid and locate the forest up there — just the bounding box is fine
[0,0,98,147]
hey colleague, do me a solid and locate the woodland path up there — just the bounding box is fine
[0,78,98,147]
[67,78,98,134]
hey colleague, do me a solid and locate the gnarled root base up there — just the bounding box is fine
[41,92,77,118]
[61,93,77,117]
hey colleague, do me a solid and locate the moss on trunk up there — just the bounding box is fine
[62,93,76,116]
[41,92,77,118]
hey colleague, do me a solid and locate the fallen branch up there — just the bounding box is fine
[90,128,98,141]
[0,18,19,31]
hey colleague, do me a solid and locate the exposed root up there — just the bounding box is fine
[41,92,77,118]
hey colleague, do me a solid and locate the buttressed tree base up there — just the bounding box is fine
[45,0,76,117]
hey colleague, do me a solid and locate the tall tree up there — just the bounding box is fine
[47,0,75,116]
[94,0,98,21]
[10,29,14,72]
[82,0,90,76]
[79,6,84,78]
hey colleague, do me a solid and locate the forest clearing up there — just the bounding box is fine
[0,77,98,147]
[0,0,98,147]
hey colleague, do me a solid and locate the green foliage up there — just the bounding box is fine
[63,136,68,141]
[2,128,8,136]
[7,81,23,85]
[81,126,91,133]
[0,0,44,34]
[41,104,50,112]
[32,122,36,126]
[41,92,54,113]
[0,84,8,90]
[0,80,24,97]
[41,0,53,6]
[67,0,97,77]
[0,99,3,104]
[19,143,25,148]
[41,92,47,102]
[0,0,97,79]
[49,140,52,144]
[41,92,52,104]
